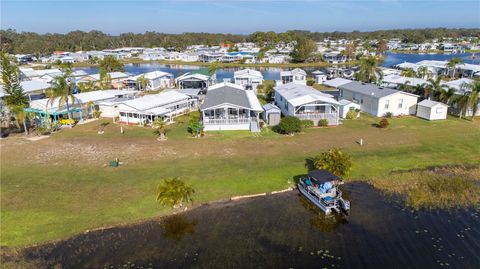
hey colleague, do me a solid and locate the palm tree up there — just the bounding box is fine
[465,80,480,120]
[437,87,456,105]
[425,77,447,100]
[156,178,195,208]
[153,117,167,140]
[136,75,149,91]
[446,57,464,79]
[416,66,431,79]
[49,75,76,127]
[208,62,219,77]
[400,68,416,78]
[355,56,382,84]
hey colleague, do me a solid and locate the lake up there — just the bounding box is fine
[76,52,479,82]
[16,183,480,269]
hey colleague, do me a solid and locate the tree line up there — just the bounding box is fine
[2,28,479,55]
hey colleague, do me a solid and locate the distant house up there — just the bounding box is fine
[200,83,263,132]
[278,68,307,85]
[338,81,419,117]
[175,70,215,92]
[323,52,347,64]
[381,75,428,89]
[416,100,448,120]
[274,83,340,125]
[132,71,174,90]
[198,53,223,62]
[262,103,281,126]
[26,90,136,124]
[116,91,197,125]
[233,69,264,92]
[312,70,327,84]
[78,72,130,89]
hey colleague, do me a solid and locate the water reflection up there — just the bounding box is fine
[298,194,349,233]
[160,214,197,241]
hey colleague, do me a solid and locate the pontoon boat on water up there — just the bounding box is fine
[298,169,350,215]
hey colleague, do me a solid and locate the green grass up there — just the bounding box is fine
[1,114,479,247]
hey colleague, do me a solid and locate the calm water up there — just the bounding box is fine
[19,183,480,269]
[76,53,479,81]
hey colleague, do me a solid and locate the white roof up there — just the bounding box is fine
[275,83,340,107]
[245,90,263,111]
[395,62,420,71]
[382,75,428,86]
[132,70,173,80]
[443,78,474,92]
[208,82,243,91]
[30,90,136,112]
[175,72,210,82]
[280,68,306,77]
[88,72,130,81]
[234,69,263,79]
[323,78,353,88]
[0,80,51,95]
[119,91,189,111]
[418,99,448,108]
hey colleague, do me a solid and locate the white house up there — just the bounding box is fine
[175,70,215,92]
[274,83,340,125]
[312,70,327,84]
[416,100,448,120]
[116,91,197,125]
[381,75,428,89]
[338,81,419,117]
[132,71,174,90]
[200,83,263,132]
[233,69,264,92]
[278,68,307,85]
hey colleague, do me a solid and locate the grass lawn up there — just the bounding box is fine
[1,114,479,248]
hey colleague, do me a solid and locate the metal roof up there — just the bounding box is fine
[308,169,340,183]
[120,91,190,111]
[418,99,448,108]
[275,83,340,107]
[201,85,262,111]
[323,78,353,88]
[339,81,410,99]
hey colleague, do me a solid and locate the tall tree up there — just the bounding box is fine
[375,39,388,55]
[291,36,317,63]
[48,74,77,127]
[401,68,417,77]
[446,57,464,79]
[0,52,29,134]
[425,77,448,100]
[355,56,383,84]
[98,56,124,72]
[416,66,431,79]
[465,80,480,120]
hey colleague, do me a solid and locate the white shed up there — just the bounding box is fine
[416,100,448,120]
[338,99,361,119]
[262,103,281,125]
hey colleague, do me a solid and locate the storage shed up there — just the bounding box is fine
[416,100,448,120]
[262,103,281,125]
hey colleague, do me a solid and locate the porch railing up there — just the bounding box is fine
[295,113,337,120]
[203,118,252,125]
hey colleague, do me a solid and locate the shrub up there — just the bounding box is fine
[306,78,315,86]
[301,119,314,129]
[378,118,389,128]
[346,110,357,120]
[187,116,203,135]
[384,112,393,118]
[309,148,353,177]
[273,116,303,134]
[318,119,329,127]
[34,126,50,136]
[156,178,195,208]
[93,110,102,118]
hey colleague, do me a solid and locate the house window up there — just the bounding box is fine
[398,99,403,109]
[339,90,343,97]
[120,112,125,117]
[385,100,390,109]
[436,107,444,114]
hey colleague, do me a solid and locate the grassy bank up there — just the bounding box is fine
[1,115,479,248]
[372,166,480,209]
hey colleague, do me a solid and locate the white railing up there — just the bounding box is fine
[203,118,252,125]
[295,113,337,120]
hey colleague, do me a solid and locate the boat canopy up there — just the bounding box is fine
[307,169,340,183]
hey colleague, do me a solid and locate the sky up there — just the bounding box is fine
[1,0,479,34]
